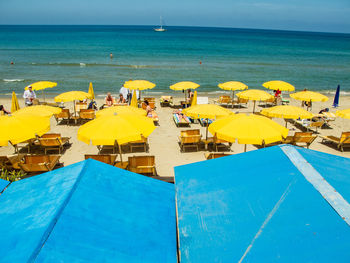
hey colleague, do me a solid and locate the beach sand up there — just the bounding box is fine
[1,94,350,177]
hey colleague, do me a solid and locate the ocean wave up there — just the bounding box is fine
[2,79,25,82]
[30,62,159,68]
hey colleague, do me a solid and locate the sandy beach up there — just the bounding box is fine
[1,93,350,177]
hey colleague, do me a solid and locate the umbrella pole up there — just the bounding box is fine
[206,118,209,140]
[118,143,123,163]
[42,90,45,102]
[285,120,288,128]
[244,144,247,152]
[232,90,235,108]
[253,101,256,113]
[184,90,187,108]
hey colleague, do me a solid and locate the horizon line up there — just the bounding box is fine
[0,24,349,35]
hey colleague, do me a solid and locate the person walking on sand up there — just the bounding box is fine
[120,84,130,103]
[23,86,36,106]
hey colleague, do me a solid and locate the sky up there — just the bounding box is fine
[0,0,349,33]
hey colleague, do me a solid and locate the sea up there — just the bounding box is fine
[0,25,349,98]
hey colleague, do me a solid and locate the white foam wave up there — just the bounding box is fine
[3,79,24,82]
[79,63,86,67]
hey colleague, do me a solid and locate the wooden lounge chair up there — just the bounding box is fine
[178,130,202,152]
[128,155,156,176]
[129,136,149,153]
[294,118,325,133]
[160,96,173,107]
[18,155,62,173]
[54,108,71,124]
[37,136,70,154]
[283,132,317,148]
[85,154,117,166]
[75,102,87,112]
[204,136,232,152]
[0,155,24,170]
[320,132,350,152]
[205,152,233,160]
[235,97,248,107]
[79,109,95,123]
[173,112,190,127]
[214,95,232,107]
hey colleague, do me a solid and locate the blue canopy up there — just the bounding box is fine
[0,159,176,262]
[0,178,9,193]
[175,145,350,263]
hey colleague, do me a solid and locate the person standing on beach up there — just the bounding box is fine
[119,84,130,103]
[23,86,36,106]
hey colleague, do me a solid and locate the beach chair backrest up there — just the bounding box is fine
[294,132,315,144]
[237,97,249,103]
[55,108,70,118]
[79,109,95,119]
[24,155,49,164]
[144,97,155,102]
[310,120,324,128]
[182,129,200,136]
[39,138,61,147]
[128,156,155,167]
[340,132,350,143]
[181,135,201,144]
[75,102,87,112]
[41,133,61,139]
[85,154,115,165]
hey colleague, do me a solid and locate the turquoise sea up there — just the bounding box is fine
[0,25,349,97]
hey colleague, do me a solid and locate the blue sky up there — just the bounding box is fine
[0,0,349,33]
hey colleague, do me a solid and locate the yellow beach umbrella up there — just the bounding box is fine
[12,105,62,118]
[183,104,232,139]
[191,90,197,107]
[130,91,138,108]
[96,106,146,118]
[78,114,155,162]
[336,109,350,119]
[236,89,274,113]
[88,82,95,100]
[209,114,288,152]
[0,115,50,147]
[170,81,200,107]
[54,91,91,102]
[218,81,248,106]
[124,80,156,91]
[25,81,57,101]
[263,80,295,92]
[290,91,328,102]
[11,91,20,113]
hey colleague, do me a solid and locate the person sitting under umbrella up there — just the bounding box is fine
[23,86,36,106]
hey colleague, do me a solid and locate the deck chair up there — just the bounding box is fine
[85,154,117,166]
[173,113,190,127]
[129,136,149,153]
[205,152,233,160]
[215,95,232,107]
[320,132,350,152]
[128,155,156,176]
[284,132,317,149]
[160,96,173,107]
[236,97,248,107]
[38,137,70,154]
[75,102,87,112]
[205,136,232,152]
[19,155,61,173]
[295,118,325,133]
[79,109,95,123]
[54,108,71,124]
[179,130,202,152]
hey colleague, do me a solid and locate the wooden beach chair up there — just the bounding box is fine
[85,154,117,166]
[204,152,233,160]
[79,109,95,123]
[54,108,71,124]
[178,129,202,152]
[18,155,62,173]
[320,132,350,152]
[284,132,317,149]
[37,136,70,154]
[160,96,173,107]
[75,102,87,112]
[215,95,232,107]
[204,136,232,152]
[128,155,156,176]
[294,118,325,133]
[129,136,149,153]
[235,97,248,107]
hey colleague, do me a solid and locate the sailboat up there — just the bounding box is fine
[154,16,166,32]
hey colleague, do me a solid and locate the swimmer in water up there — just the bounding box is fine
[110,53,113,59]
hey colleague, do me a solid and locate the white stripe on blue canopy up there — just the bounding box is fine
[281,145,350,226]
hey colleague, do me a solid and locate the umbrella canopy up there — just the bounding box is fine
[25,81,57,91]
[290,91,328,102]
[263,80,295,92]
[130,91,138,107]
[78,114,155,146]
[54,91,91,102]
[209,114,288,147]
[88,82,95,99]
[236,89,274,101]
[336,109,350,119]
[218,81,248,91]
[169,81,199,91]
[260,105,313,119]
[191,90,197,107]
[11,91,20,113]
[96,106,146,118]
[124,80,156,91]
[182,104,232,119]
[0,115,50,146]
[12,105,62,118]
